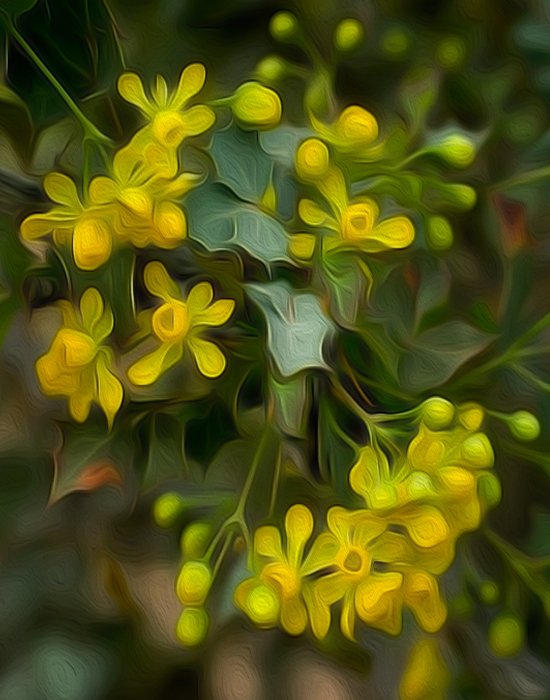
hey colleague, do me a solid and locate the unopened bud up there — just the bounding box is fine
[334,18,364,52]
[270,11,298,42]
[421,396,455,430]
[489,613,524,657]
[508,410,540,442]
[426,216,453,251]
[176,561,213,605]
[232,82,282,129]
[153,492,185,528]
[176,606,209,646]
[295,138,330,179]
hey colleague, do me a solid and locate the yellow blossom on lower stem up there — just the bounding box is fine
[35,288,123,428]
[234,504,339,636]
[128,262,235,385]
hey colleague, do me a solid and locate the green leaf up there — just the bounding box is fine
[49,425,127,504]
[399,321,492,391]
[247,281,334,377]
[140,412,187,491]
[414,257,451,330]
[210,123,273,202]
[271,374,308,437]
[324,253,367,325]
[399,66,438,134]
[185,182,290,264]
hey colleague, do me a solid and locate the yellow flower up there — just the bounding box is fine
[117,63,215,149]
[295,145,415,254]
[20,173,115,270]
[231,82,282,129]
[127,262,234,384]
[311,105,379,153]
[88,140,198,249]
[235,504,338,636]
[36,288,123,428]
[307,506,397,640]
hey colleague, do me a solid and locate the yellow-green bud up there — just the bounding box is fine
[400,639,449,700]
[461,433,494,468]
[295,138,330,179]
[335,105,378,146]
[405,472,437,500]
[426,216,453,251]
[334,18,364,52]
[489,613,524,657]
[478,472,502,508]
[452,593,473,618]
[176,607,209,647]
[442,183,477,211]
[270,11,298,42]
[181,522,211,558]
[245,583,280,627]
[436,37,466,69]
[256,55,287,82]
[421,396,455,430]
[480,581,499,605]
[459,402,484,431]
[508,410,540,442]
[232,82,282,129]
[176,561,213,605]
[432,133,476,169]
[153,492,185,528]
[381,28,412,58]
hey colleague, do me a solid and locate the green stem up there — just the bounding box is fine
[4,16,111,144]
[511,362,550,394]
[491,164,550,193]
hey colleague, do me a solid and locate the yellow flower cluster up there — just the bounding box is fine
[36,288,123,428]
[20,64,215,270]
[290,114,415,261]
[36,263,234,426]
[235,400,499,640]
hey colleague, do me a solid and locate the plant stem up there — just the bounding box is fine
[5,16,111,145]
[492,164,550,193]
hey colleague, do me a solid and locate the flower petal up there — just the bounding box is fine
[254,526,284,560]
[73,215,113,270]
[143,261,181,302]
[44,173,81,210]
[280,597,308,636]
[193,299,235,328]
[35,352,79,395]
[318,167,348,218]
[298,198,331,227]
[404,570,447,633]
[179,104,216,137]
[340,590,357,640]
[80,288,104,334]
[171,63,206,110]
[188,336,227,378]
[20,211,75,240]
[152,201,187,248]
[355,572,404,635]
[301,532,339,576]
[117,72,152,116]
[96,351,123,430]
[285,504,314,569]
[314,572,349,606]
[68,366,95,423]
[367,216,415,251]
[396,505,449,549]
[302,582,332,639]
[127,341,183,385]
[186,281,213,316]
[88,176,118,205]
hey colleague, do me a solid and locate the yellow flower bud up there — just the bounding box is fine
[508,410,540,442]
[153,492,185,528]
[480,581,499,605]
[334,18,364,52]
[461,433,494,468]
[232,82,282,129]
[421,396,455,430]
[295,138,330,180]
[256,55,288,82]
[433,133,476,169]
[181,522,212,558]
[381,28,412,58]
[489,613,524,657]
[400,638,449,700]
[478,472,502,508]
[245,583,280,627]
[459,402,484,431]
[176,561,213,605]
[176,607,209,646]
[426,216,453,251]
[269,11,298,42]
[436,36,466,69]
[335,105,378,147]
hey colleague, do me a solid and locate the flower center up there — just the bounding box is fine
[342,202,376,240]
[59,329,97,368]
[152,301,189,343]
[262,562,301,600]
[339,546,369,578]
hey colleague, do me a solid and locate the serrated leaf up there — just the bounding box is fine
[247,281,334,377]
[210,124,272,202]
[399,320,492,391]
[185,182,290,263]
